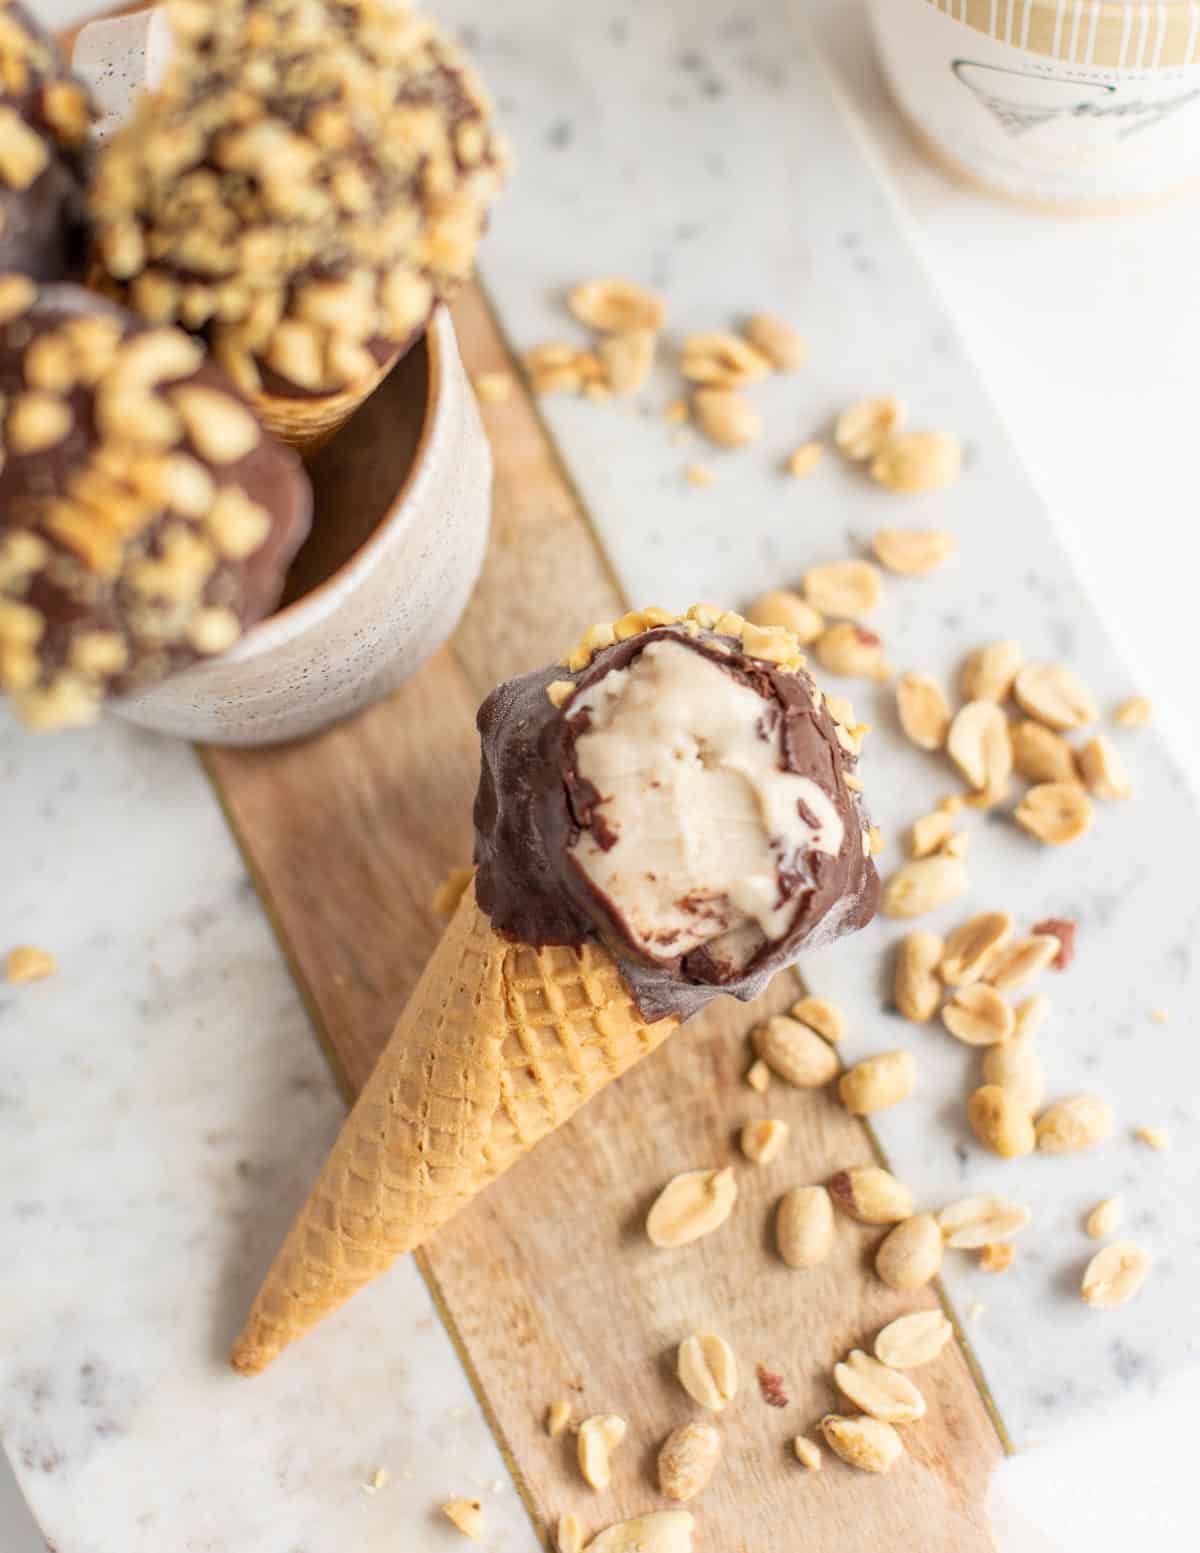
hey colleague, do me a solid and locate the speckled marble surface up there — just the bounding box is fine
[4,0,1199,1549]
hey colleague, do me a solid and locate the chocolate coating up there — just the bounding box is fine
[0,284,312,729]
[90,0,510,401]
[0,2,93,282]
[474,626,880,1022]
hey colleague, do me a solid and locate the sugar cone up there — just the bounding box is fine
[247,347,401,460]
[232,878,680,1374]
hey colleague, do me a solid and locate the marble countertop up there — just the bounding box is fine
[5,2,1200,1550]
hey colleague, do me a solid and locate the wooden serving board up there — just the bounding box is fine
[205,284,1003,1548]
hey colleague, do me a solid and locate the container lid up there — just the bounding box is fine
[926,0,1200,69]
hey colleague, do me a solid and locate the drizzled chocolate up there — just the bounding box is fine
[0,1,93,283]
[475,624,879,1022]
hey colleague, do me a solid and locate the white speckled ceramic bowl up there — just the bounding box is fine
[113,306,492,746]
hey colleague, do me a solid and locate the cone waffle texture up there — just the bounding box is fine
[232,879,679,1374]
[248,347,400,459]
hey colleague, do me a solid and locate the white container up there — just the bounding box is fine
[113,307,493,745]
[867,0,1200,211]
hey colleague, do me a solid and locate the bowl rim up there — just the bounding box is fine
[218,304,447,664]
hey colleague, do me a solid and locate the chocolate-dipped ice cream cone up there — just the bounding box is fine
[0,1,93,283]
[0,281,311,729]
[232,604,879,1373]
[89,0,510,457]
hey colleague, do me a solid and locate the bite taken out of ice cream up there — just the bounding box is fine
[231,604,878,1374]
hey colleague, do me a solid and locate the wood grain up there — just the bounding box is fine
[206,287,1003,1547]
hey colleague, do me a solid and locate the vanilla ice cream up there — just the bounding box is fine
[568,639,844,972]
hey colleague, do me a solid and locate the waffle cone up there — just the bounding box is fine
[247,348,400,459]
[232,878,680,1374]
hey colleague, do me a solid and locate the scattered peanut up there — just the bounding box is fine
[442,1498,484,1540]
[691,387,761,447]
[967,1085,1037,1158]
[874,1311,953,1370]
[980,1242,1015,1273]
[941,984,1016,1047]
[677,1333,738,1411]
[937,1194,1031,1249]
[546,1400,572,1438]
[745,313,807,370]
[1081,1242,1150,1310]
[1013,663,1098,732]
[1077,736,1132,800]
[776,1185,835,1269]
[985,935,1059,993]
[658,1422,721,1503]
[834,1350,926,1424]
[894,931,945,1022]
[875,1213,943,1290]
[910,810,956,859]
[740,1118,789,1165]
[880,856,968,919]
[1010,720,1079,786]
[4,945,57,984]
[839,1050,916,1115]
[790,995,847,1044]
[578,1415,628,1490]
[585,1512,695,1553]
[1015,783,1094,846]
[746,590,824,643]
[646,1168,738,1247]
[947,701,1013,793]
[802,559,884,619]
[753,1015,839,1088]
[981,1028,1046,1114]
[828,1166,914,1225]
[821,1414,904,1475]
[1085,1197,1123,1239]
[835,395,903,461]
[895,672,951,751]
[814,622,889,679]
[872,527,956,577]
[939,912,1014,987]
[870,430,961,494]
[958,641,1024,704]
[785,441,824,479]
[568,278,665,333]
[1114,696,1152,728]
[792,1437,823,1470]
[1035,1095,1114,1155]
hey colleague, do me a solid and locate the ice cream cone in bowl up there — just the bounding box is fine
[233,605,882,1372]
[85,0,511,458]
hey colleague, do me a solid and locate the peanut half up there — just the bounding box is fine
[1081,1242,1150,1310]
[874,1310,953,1369]
[802,558,884,618]
[958,640,1024,703]
[578,1414,628,1490]
[1013,662,1098,731]
[821,1414,904,1474]
[939,911,1014,987]
[1035,1095,1114,1154]
[872,527,956,576]
[646,1168,738,1247]
[894,931,945,1022]
[834,1350,926,1424]
[881,856,968,919]
[936,1194,1031,1249]
[586,1513,695,1553]
[895,672,951,751]
[942,984,1016,1047]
